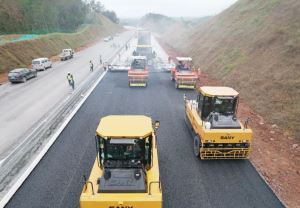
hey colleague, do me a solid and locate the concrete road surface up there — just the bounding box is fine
[0,30,133,161]
[6,38,283,207]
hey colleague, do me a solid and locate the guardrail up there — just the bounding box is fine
[0,35,134,207]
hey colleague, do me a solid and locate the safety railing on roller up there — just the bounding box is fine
[201,149,250,159]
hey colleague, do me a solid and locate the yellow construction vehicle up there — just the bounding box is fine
[185,86,252,159]
[80,115,162,208]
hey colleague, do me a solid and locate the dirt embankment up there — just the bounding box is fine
[160,39,300,208]
[0,15,122,83]
[161,0,300,141]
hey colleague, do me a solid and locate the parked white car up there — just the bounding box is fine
[103,36,113,42]
[32,58,52,71]
[59,49,74,61]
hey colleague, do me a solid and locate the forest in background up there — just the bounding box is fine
[0,0,119,34]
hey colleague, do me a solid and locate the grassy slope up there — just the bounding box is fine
[167,0,300,138]
[0,14,121,75]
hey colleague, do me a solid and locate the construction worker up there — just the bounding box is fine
[89,60,94,72]
[67,72,74,90]
[103,62,108,71]
[197,67,202,80]
[152,51,156,58]
[99,55,102,65]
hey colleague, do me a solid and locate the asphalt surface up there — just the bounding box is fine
[6,67,283,207]
[0,31,133,161]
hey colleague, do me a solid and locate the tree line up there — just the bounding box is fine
[0,0,119,34]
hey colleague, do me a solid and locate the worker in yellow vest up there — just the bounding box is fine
[67,72,75,90]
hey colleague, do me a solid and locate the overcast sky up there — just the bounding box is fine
[100,0,238,18]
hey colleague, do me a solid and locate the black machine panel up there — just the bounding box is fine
[98,168,147,193]
[209,113,241,129]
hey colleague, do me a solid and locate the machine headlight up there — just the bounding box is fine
[205,122,211,129]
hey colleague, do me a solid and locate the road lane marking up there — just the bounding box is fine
[0,34,133,207]
[0,70,107,207]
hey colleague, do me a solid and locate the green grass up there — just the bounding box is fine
[0,15,121,74]
[218,49,247,75]
[238,0,281,28]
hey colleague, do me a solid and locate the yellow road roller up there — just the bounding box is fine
[185,86,253,159]
[80,115,162,208]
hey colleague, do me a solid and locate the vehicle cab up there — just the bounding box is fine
[62,48,74,55]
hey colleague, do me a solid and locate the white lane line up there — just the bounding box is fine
[0,95,72,166]
[0,70,107,208]
[0,120,47,165]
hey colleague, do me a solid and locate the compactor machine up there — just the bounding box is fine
[185,86,253,159]
[137,30,151,45]
[171,57,198,89]
[80,115,162,208]
[128,56,149,87]
[133,45,156,65]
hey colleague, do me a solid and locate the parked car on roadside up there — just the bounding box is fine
[103,36,113,42]
[8,68,37,83]
[59,48,74,61]
[32,58,52,71]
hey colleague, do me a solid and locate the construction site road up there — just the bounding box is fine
[6,70,283,207]
[0,30,133,162]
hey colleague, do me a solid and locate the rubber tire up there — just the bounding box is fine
[193,135,200,157]
[22,77,27,83]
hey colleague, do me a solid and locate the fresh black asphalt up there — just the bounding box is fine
[6,70,284,208]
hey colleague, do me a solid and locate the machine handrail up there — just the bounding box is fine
[83,175,95,195]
